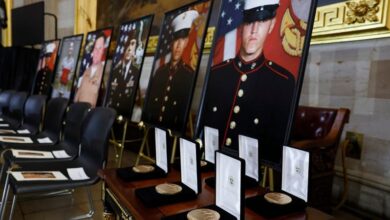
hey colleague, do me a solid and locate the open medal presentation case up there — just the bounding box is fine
[135,137,201,207]
[205,134,259,189]
[116,126,169,181]
[246,146,310,218]
[164,150,244,220]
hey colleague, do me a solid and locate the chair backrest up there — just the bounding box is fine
[41,97,68,143]
[79,107,116,172]
[291,106,338,141]
[7,92,28,128]
[22,95,46,134]
[62,102,91,148]
[0,90,15,115]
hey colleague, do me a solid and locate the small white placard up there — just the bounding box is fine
[155,127,168,173]
[180,138,198,194]
[0,136,33,143]
[10,171,68,181]
[0,124,9,127]
[216,152,242,220]
[17,129,30,134]
[67,167,90,180]
[12,149,54,159]
[37,137,53,144]
[0,129,16,134]
[204,126,219,164]
[238,135,259,181]
[52,150,71,158]
[282,146,309,202]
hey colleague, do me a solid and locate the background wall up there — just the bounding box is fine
[302,38,390,218]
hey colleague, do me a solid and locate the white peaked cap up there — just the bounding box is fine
[171,10,199,33]
[244,0,280,10]
[46,43,56,53]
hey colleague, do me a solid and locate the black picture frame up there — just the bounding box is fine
[50,34,84,101]
[104,15,154,119]
[141,0,214,135]
[31,39,61,96]
[195,0,316,170]
[71,27,113,108]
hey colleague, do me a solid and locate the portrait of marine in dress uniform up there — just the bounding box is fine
[73,28,112,107]
[106,16,153,118]
[32,40,60,96]
[142,0,212,133]
[51,35,83,99]
[197,0,314,167]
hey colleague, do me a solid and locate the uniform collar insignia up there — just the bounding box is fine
[234,53,265,73]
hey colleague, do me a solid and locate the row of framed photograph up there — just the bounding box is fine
[31,0,317,168]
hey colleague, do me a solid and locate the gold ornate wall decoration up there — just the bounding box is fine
[345,0,380,24]
[1,0,12,46]
[74,0,97,36]
[312,0,390,44]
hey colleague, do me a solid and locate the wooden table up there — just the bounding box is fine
[98,168,332,220]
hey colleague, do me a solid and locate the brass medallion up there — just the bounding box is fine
[132,165,155,173]
[187,208,220,220]
[264,192,292,205]
[155,183,182,195]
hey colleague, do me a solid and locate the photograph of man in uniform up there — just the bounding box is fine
[74,31,111,107]
[32,40,60,96]
[106,17,152,118]
[51,35,83,99]
[143,1,212,133]
[199,0,306,167]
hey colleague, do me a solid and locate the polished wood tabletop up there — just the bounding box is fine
[98,168,332,220]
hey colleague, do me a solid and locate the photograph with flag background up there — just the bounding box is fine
[142,0,212,134]
[106,15,153,118]
[196,0,316,168]
[71,28,112,107]
[51,35,83,100]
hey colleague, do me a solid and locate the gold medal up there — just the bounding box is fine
[155,183,182,195]
[200,160,208,167]
[264,192,292,205]
[132,165,155,173]
[187,208,220,220]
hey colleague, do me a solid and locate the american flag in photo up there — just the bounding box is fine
[113,22,136,65]
[79,33,96,77]
[153,9,184,75]
[212,0,244,65]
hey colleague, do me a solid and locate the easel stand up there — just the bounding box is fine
[109,116,143,167]
[261,166,275,191]
[135,124,179,165]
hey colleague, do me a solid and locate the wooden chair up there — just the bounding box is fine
[291,106,350,212]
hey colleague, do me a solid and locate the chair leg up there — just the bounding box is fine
[8,195,16,220]
[0,173,10,219]
[70,187,95,220]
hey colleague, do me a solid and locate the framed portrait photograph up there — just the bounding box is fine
[142,0,213,134]
[51,34,84,99]
[31,39,61,96]
[105,15,154,119]
[72,28,113,107]
[196,0,317,168]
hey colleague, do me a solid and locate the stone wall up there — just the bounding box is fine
[302,38,390,218]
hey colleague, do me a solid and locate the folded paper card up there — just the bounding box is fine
[155,127,168,173]
[0,124,9,127]
[17,129,30,134]
[282,146,309,202]
[67,167,89,180]
[11,149,54,159]
[238,135,259,181]
[52,150,71,158]
[204,126,219,164]
[37,137,53,144]
[10,171,68,181]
